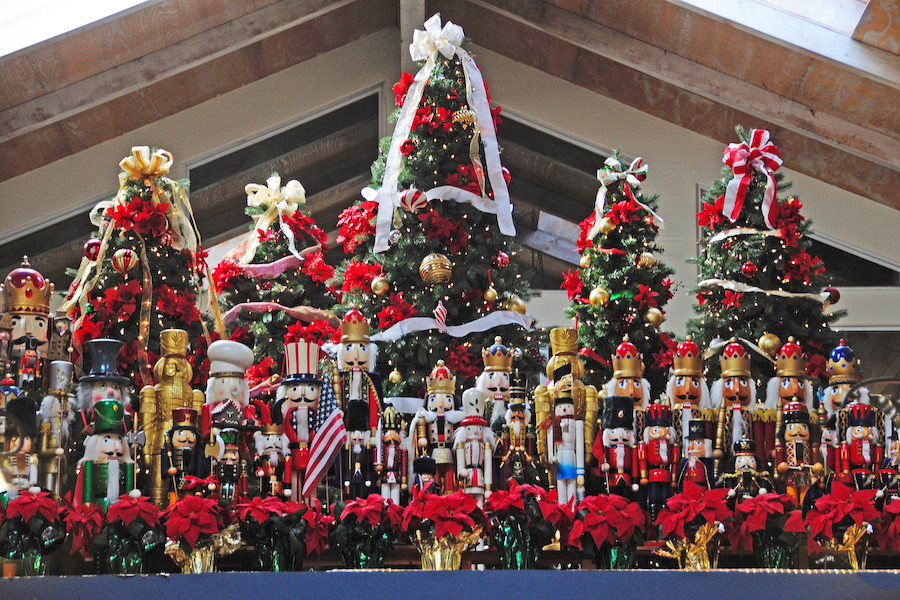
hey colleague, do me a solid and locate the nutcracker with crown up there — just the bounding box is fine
[639,400,679,522]
[711,339,758,468]
[823,340,869,417]
[718,439,774,506]
[38,361,76,495]
[344,399,374,499]
[498,369,540,489]
[764,339,814,458]
[409,360,463,493]
[252,405,287,499]
[141,329,206,507]
[1,257,54,392]
[604,336,651,412]
[474,337,514,433]
[774,400,824,511]
[667,337,712,446]
[377,405,407,504]
[676,420,715,492]
[332,310,383,440]
[454,388,494,506]
[79,399,135,508]
[838,402,882,490]
[202,340,255,441]
[162,408,202,504]
[596,396,639,499]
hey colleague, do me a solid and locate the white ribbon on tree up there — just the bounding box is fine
[698,278,829,303]
[587,156,663,239]
[240,175,308,265]
[703,336,775,364]
[708,227,783,244]
[370,13,515,253]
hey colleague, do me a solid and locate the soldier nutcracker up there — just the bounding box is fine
[343,400,374,499]
[209,428,246,507]
[639,401,679,522]
[410,360,462,493]
[711,340,758,468]
[46,315,72,363]
[162,408,202,504]
[253,417,287,499]
[774,400,823,509]
[820,413,841,484]
[718,439,774,506]
[474,337,513,432]
[332,310,383,440]
[666,337,712,445]
[839,402,882,490]
[454,388,494,506]
[2,257,53,390]
[498,370,539,488]
[79,399,135,508]
[676,420,715,492]
[822,340,869,417]
[141,329,206,507]
[38,361,76,494]
[376,406,407,504]
[764,338,814,457]
[201,339,255,440]
[596,396,639,499]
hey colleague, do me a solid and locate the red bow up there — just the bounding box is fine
[722,129,782,228]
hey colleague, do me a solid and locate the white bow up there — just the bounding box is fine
[410,14,464,61]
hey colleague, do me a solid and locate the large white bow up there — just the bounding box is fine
[410,14,464,61]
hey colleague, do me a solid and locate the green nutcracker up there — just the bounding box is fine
[79,399,135,508]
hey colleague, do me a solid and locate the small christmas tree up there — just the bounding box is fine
[332,15,539,396]
[212,175,338,387]
[687,127,844,385]
[564,153,676,392]
[64,147,210,388]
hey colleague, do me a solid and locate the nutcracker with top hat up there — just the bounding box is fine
[676,420,715,492]
[596,396,640,499]
[639,400,678,521]
[838,402,882,490]
[208,427,246,507]
[474,337,514,433]
[377,405,407,504]
[46,315,72,363]
[774,400,823,510]
[162,407,202,504]
[38,360,76,494]
[454,388,495,506]
[711,339,758,469]
[409,360,462,493]
[141,329,206,507]
[332,310,383,440]
[344,399,374,499]
[718,439,774,507]
[498,369,540,488]
[667,337,712,446]
[1,257,54,391]
[201,339,255,441]
[765,339,814,458]
[252,405,287,499]
[822,340,869,417]
[79,399,135,508]
[75,339,132,439]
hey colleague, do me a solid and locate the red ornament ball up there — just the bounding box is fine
[493,251,510,268]
[400,188,428,212]
[84,239,102,261]
[826,286,840,305]
[112,248,139,274]
[741,261,758,278]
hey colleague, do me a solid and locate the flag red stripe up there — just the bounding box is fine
[302,410,347,496]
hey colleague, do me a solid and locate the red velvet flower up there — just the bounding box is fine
[782,249,825,285]
[634,284,659,308]
[285,320,338,348]
[212,259,246,291]
[6,489,62,523]
[392,71,416,106]
[340,260,384,294]
[289,501,331,556]
[569,494,647,549]
[561,269,583,301]
[697,195,726,228]
[422,490,486,539]
[729,493,795,551]
[63,501,103,559]
[234,496,287,524]
[107,493,160,527]
[283,213,327,247]
[162,494,222,549]
[722,289,743,309]
[577,214,596,252]
[341,494,403,533]
[301,250,335,284]
[655,482,730,539]
[606,200,639,225]
[377,292,418,330]
[336,201,378,254]
[804,481,879,540]
[875,499,900,552]
[483,489,525,516]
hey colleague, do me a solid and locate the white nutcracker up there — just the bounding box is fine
[454,388,495,506]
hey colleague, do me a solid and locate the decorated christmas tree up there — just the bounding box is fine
[64,147,211,388]
[687,127,844,385]
[332,15,538,396]
[211,175,339,392]
[563,153,676,392]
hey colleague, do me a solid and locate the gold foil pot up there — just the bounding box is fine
[654,522,722,570]
[412,526,483,570]
[814,522,870,570]
[164,523,241,573]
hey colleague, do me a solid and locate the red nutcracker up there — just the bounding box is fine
[377,406,407,504]
[839,402,882,490]
[764,339,814,458]
[639,402,679,522]
[676,420,715,492]
[711,340,758,467]
[596,395,639,499]
[666,337,712,445]
[604,337,650,420]
[409,360,462,493]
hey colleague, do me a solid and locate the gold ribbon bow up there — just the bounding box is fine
[117,146,174,188]
[238,175,307,265]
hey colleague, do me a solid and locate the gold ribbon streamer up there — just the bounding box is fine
[818,522,870,570]
[135,232,154,387]
[164,522,241,573]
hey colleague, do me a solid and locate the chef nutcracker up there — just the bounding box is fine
[202,339,255,439]
[2,257,54,390]
[498,369,539,488]
[376,406,407,504]
[253,417,287,499]
[666,337,712,446]
[141,329,206,507]
[639,401,679,522]
[80,399,135,508]
[718,439,774,506]
[38,360,76,494]
[410,360,463,493]
[343,399,374,499]
[162,408,202,504]
[774,400,823,509]
[711,339,758,468]
[209,428,246,507]
[333,310,383,440]
[822,340,869,417]
[765,338,814,456]
[839,402,882,490]
[454,388,495,506]
[676,420,715,492]
[596,396,639,499]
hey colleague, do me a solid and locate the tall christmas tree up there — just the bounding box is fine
[64,146,210,388]
[332,15,538,396]
[211,175,339,391]
[687,127,844,385]
[563,153,676,393]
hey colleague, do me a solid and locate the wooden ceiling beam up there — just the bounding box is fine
[853,0,900,56]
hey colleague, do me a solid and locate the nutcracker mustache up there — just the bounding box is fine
[103,450,124,458]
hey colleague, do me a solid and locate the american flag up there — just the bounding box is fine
[433,300,447,333]
[302,373,347,498]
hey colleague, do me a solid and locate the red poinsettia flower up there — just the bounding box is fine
[782,249,825,285]
[301,250,335,284]
[660,278,675,302]
[697,195,726,228]
[6,489,62,523]
[561,269,583,301]
[422,490,485,539]
[722,289,743,309]
[336,201,378,254]
[875,499,900,552]
[577,214,597,252]
[393,72,416,106]
[212,259,245,291]
[377,292,418,329]
[63,500,104,559]
[656,482,730,539]
[537,488,572,541]
[401,485,433,532]
[162,494,222,549]
[634,284,659,308]
[804,481,879,540]
[107,493,160,527]
[606,200,639,225]
[341,494,403,533]
[443,343,481,380]
[282,213,327,247]
[287,501,331,556]
[341,260,384,294]
[483,489,525,516]
[727,493,796,551]
[284,320,338,349]
[234,496,287,524]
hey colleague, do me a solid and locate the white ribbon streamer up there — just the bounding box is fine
[708,227,783,244]
[698,278,829,303]
[371,13,514,253]
[703,336,775,364]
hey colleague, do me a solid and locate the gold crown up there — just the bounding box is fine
[776,337,806,378]
[612,336,644,379]
[549,328,579,356]
[426,360,456,394]
[261,423,283,436]
[672,336,702,377]
[720,338,751,377]
[160,329,189,356]
[827,340,859,384]
[482,336,513,372]
[382,405,401,431]
[3,256,53,315]
[340,309,370,343]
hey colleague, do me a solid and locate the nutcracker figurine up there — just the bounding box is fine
[75,339,132,440]
[376,406,407,504]
[38,361,76,494]
[253,419,287,499]
[141,329,206,507]
[838,402,882,490]
[595,396,639,499]
[718,439,774,505]
[820,414,841,483]
[639,401,679,522]
[202,340,255,440]
[162,408,202,504]
[774,400,824,509]
[764,338,814,457]
[79,399,135,508]
[877,431,900,505]
[2,257,53,389]
[666,337,712,445]
[409,360,462,493]
[603,336,651,414]
[343,399,374,499]
[711,340,758,470]
[454,388,494,506]
[498,370,539,488]
[332,310,383,440]
[474,337,514,433]
[46,315,72,363]
[822,340,869,417]
[209,428,246,507]
[2,379,39,492]
[675,420,715,492]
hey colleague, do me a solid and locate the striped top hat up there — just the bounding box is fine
[283,339,322,384]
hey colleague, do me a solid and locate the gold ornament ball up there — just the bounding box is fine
[598,217,616,234]
[758,333,781,357]
[638,252,656,267]
[370,276,389,295]
[644,307,664,326]
[389,369,403,384]
[589,287,610,307]
[484,286,499,303]
[504,295,527,314]
[579,254,591,269]
[419,253,452,285]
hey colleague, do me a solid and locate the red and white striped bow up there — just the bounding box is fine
[722,129,782,228]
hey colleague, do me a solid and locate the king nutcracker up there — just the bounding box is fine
[711,339,757,473]
[764,339,814,460]
[409,360,463,493]
[667,337,713,445]
[332,310,383,441]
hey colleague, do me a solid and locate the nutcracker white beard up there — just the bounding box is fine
[862,441,871,463]
[659,442,668,463]
[386,445,396,464]
[614,445,625,470]
[511,420,522,437]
